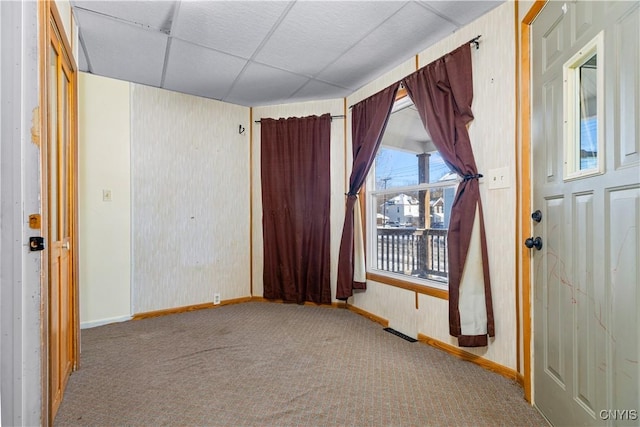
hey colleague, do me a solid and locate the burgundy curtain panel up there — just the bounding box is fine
[403,44,494,347]
[336,83,400,300]
[261,114,332,304]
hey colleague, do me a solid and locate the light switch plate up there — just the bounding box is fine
[102,189,112,202]
[487,167,510,190]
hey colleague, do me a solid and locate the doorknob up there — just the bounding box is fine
[62,241,70,250]
[524,237,543,250]
[531,210,542,222]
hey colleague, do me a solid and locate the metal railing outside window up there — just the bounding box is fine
[368,182,457,285]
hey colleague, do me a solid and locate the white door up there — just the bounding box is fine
[531,1,639,426]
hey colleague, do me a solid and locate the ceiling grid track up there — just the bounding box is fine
[307,1,410,87]
[159,2,183,88]
[220,1,297,103]
[71,0,504,106]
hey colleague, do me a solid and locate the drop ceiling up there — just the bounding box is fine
[72,1,503,107]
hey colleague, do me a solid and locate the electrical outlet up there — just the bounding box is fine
[213,293,221,305]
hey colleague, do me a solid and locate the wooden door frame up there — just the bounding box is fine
[519,0,547,404]
[38,1,80,423]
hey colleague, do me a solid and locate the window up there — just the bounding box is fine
[366,96,457,290]
[563,32,604,180]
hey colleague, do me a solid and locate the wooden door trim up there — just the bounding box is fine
[38,1,50,422]
[519,0,547,404]
[39,0,79,424]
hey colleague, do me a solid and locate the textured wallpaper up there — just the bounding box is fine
[348,1,518,369]
[131,85,251,313]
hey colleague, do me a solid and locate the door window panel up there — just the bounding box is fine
[563,32,604,180]
[578,55,597,170]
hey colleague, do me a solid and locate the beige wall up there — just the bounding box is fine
[346,1,518,370]
[78,73,132,327]
[251,100,346,300]
[130,85,251,313]
[79,76,252,321]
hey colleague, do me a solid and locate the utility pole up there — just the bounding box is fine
[416,153,430,276]
[381,177,391,226]
[416,153,430,228]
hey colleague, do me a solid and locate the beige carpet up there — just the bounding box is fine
[55,302,547,426]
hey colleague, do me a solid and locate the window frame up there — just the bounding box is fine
[562,31,605,181]
[364,150,458,301]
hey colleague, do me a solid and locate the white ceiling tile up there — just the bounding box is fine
[224,62,309,107]
[420,1,502,27]
[254,1,405,76]
[317,3,457,90]
[292,79,351,102]
[75,9,168,87]
[172,1,291,59]
[164,39,247,100]
[72,0,506,106]
[72,0,177,32]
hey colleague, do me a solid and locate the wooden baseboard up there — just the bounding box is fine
[133,302,215,320]
[220,296,252,306]
[345,304,389,327]
[417,333,521,383]
[132,297,253,320]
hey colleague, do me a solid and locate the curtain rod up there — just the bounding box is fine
[469,35,481,50]
[254,115,345,123]
[348,35,482,110]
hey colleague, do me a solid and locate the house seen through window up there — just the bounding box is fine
[366,96,457,287]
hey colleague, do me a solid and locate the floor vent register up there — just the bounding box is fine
[383,327,417,342]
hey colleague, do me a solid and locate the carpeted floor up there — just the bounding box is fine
[55,302,548,426]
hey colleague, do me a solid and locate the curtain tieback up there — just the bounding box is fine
[462,173,483,182]
[345,192,358,197]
